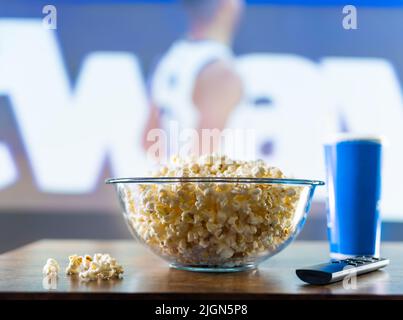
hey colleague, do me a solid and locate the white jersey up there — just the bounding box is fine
[150,39,267,161]
[151,39,233,131]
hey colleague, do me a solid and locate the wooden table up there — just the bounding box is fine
[0,240,402,300]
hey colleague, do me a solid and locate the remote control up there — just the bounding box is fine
[296,256,389,285]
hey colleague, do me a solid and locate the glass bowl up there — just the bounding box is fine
[106,177,324,272]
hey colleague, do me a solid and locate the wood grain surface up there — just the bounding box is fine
[0,240,401,300]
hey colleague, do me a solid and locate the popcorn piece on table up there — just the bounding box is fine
[42,258,60,276]
[65,254,83,275]
[83,254,93,269]
[63,253,124,281]
[79,261,100,281]
[80,254,124,281]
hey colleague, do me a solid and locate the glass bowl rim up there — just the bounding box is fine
[105,177,325,186]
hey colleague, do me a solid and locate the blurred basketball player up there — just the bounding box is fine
[143,0,244,158]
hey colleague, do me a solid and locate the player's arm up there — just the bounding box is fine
[142,102,161,152]
[193,60,243,152]
[193,60,243,130]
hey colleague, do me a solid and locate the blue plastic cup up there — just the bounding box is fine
[324,135,382,259]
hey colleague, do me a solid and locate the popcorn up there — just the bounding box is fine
[64,253,124,281]
[43,258,60,276]
[79,262,99,281]
[83,254,93,269]
[126,154,302,267]
[65,254,83,275]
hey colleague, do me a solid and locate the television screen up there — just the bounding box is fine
[0,0,402,220]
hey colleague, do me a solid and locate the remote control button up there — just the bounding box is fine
[355,257,372,261]
[351,258,370,263]
[351,257,376,263]
[363,256,380,261]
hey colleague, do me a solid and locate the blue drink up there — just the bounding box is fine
[324,136,382,258]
